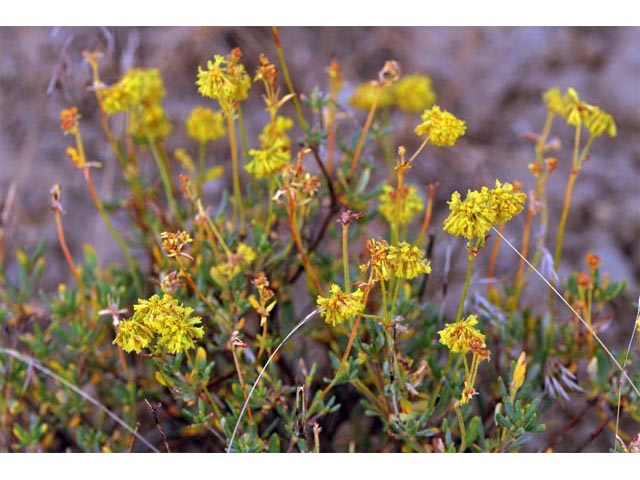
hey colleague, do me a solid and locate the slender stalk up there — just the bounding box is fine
[83,168,142,294]
[326,93,338,175]
[53,210,82,289]
[197,141,206,195]
[486,224,504,290]
[236,103,250,164]
[455,251,476,323]
[230,345,254,423]
[225,111,246,236]
[174,256,228,331]
[287,196,323,295]
[513,205,533,309]
[348,88,380,177]
[147,136,181,224]
[384,326,401,419]
[553,126,582,272]
[342,223,350,293]
[454,403,467,453]
[406,137,430,164]
[415,182,437,247]
[272,27,309,132]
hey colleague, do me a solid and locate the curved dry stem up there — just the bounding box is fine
[0,347,159,453]
[227,308,320,452]
[492,227,639,396]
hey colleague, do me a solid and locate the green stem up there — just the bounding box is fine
[225,110,246,236]
[342,223,350,293]
[553,125,581,272]
[455,250,476,323]
[198,141,206,194]
[454,403,467,453]
[272,27,309,132]
[147,136,181,223]
[380,279,390,326]
[84,169,143,294]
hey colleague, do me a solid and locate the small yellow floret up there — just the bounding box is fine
[186,106,225,144]
[394,74,437,113]
[414,106,466,147]
[316,284,364,327]
[438,315,485,354]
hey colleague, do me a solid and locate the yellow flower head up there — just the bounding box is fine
[388,242,432,279]
[438,314,485,354]
[543,88,566,116]
[443,189,495,241]
[102,68,166,115]
[585,107,617,138]
[114,319,153,354]
[259,116,294,148]
[210,242,256,283]
[361,238,393,282]
[349,82,395,111]
[114,294,204,355]
[155,305,204,355]
[196,50,251,110]
[186,106,225,144]
[378,184,424,227]
[562,88,597,127]
[246,140,291,179]
[444,180,526,241]
[415,106,466,146]
[316,284,364,327]
[394,74,437,113]
[129,103,172,140]
[488,180,526,225]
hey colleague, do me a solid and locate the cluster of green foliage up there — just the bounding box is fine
[0,30,638,453]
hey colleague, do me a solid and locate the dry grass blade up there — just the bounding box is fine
[227,308,320,452]
[0,347,160,453]
[492,227,639,396]
[614,296,639,450]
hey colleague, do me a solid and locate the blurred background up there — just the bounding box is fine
[1,26,638,450]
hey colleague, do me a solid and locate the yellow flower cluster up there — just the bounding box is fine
[101,68,171,139]
[443,180,526,242]
[378,184,424,227]
[387,242,432,279]
[394,74,437,113]
[316,284,364,327]
[245,116,293,179]
[362,238,393,282]
[349,82,395,110]
[129,103,172,139]
[102,68,166,115]
[196,50,251,111]
[113,294,204,355]
[488,180,527,224]
[414,105,466,147]
[210,243,257,285]
[543,87,617,137]
[361,239,431,281]
[349,74,436,113]
[186,106,225,144]
[438,314,485,354]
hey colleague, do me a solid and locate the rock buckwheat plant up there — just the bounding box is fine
[1,27,637,455]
